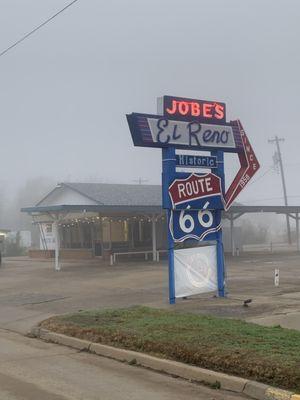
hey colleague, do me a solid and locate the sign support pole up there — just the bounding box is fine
[167,209,175,304]
[151,214,157,262]
[216,215,225,297]
[212,150,226,297]
[296,213,299,253]
[162,147,176,304]
[53,217,61,272]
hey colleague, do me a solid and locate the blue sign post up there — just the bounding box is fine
[212,150,226,297]
[162,147,176,304]
[127,95,260,304]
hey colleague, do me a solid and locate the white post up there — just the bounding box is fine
[296,213,299,252]
[130,220,135,249]
[53,220,61,271]
[274,269,280,287]
[78,223,84,248]
[230,217,235,256]
[90,223,95,256]
[138,220,143,242]
[152,215,157,262]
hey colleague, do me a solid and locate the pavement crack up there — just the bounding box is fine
[0,350,78,364]
[20,296,71,306]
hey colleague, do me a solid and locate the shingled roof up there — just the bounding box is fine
[57,182,162,207]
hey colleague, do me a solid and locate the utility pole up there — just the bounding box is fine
[268,136,292,244]
[133,178,148,185]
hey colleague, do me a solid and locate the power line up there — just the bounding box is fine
[242,196,284,204]
[242,194,300,204]
[247,165,274,187]
[0,0,79,59]
[132,178,149,185]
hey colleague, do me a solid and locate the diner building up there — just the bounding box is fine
[22,182,167,268]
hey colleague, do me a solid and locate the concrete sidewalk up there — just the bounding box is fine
[0,329,248,400]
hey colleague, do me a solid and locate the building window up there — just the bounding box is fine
[45,224,52,233]
[111,221,127,242]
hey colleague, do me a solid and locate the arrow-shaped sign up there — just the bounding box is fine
[224,120,260,210]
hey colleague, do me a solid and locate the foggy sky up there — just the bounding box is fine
[0,0,299,206]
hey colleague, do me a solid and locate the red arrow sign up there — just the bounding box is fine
[225,120,260,210]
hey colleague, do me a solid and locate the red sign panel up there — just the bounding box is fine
[163,95,226,124]
[169,173,224,209]
[224,120,260,210]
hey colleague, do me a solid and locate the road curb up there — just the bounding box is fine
[31,327,299,400]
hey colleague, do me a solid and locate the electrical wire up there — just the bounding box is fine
[246,165,275,187]
[242,194,300,204]
[242,196,284,204]
[0,0,79,59]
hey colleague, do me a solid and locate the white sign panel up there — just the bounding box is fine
[40,223,56,250]
[174,245,218,298]
[148,118,235,149]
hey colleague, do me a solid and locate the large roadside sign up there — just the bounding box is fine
[126,95,260,304]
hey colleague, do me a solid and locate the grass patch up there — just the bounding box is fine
[40,306,300,391]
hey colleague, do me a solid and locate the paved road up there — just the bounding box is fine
[0,329,247,400]
[0,255,299,399]
[1,254,300,334]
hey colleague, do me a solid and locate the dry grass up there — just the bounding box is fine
[40,306,300,391]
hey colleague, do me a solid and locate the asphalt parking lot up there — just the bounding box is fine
[0,251,300,333]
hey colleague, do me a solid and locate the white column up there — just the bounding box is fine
[78,223,84,248]
[53,220,61,271]
[230,217,235,257]
[152,215,157,262]
[296,213,299,253]
[130,220,135,249]
[138,220,143,242]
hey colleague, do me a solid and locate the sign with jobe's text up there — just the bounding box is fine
[126,97,260,212]
[169,173,224,210]
[162,95,226,124]
[126,94,260,303]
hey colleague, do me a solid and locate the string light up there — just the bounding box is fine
[50,213,165,229]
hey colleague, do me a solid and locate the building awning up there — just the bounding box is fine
[21,181,300,220]
[21,204,162,215]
